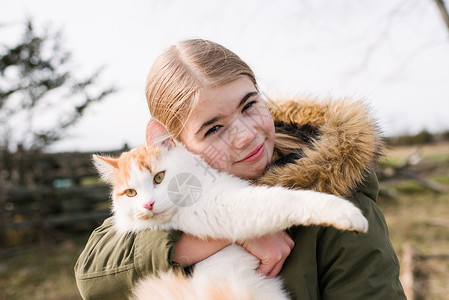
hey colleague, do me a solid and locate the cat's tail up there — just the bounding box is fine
[132,269,254,300]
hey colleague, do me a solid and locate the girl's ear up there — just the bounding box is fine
[146,119,175,149]
[92,155,118,183]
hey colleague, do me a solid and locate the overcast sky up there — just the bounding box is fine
[2,0,449,152]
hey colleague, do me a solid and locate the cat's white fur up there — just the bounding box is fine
[93,119,368,300]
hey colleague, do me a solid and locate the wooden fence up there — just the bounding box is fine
[0,148,128,247]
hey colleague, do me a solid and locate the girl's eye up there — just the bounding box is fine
[205,125,222,137]
[242,100,256,112]
[154,171,165,184]
[125,189,137,197]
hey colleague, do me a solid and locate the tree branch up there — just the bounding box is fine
[435,0,449,34]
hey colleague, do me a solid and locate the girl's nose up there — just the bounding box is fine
[231,123,256,150]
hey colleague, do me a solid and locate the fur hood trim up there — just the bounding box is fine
[258,98,384,197]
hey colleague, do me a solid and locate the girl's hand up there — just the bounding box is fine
[240,231,295,278]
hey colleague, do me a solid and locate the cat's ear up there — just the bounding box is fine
[146,119,175,149]
[92,155,118,183]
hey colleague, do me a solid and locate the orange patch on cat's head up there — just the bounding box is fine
[113,145,163,186]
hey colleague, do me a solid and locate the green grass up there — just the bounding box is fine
[0,235,88,300]
[430,175,449,185]
[395,181,434,194]
[380,156,403,167]
[422,153,449,164]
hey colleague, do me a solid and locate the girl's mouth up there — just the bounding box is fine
[237,143,265,163]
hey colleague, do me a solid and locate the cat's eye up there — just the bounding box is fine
[125,189,137,197]
[154,171,165,184]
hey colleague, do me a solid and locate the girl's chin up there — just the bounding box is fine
[234,161,269,179]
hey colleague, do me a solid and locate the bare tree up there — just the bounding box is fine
[435,0,449,33]
[0,19,116,152]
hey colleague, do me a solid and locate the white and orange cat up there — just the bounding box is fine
[93,119,368,300]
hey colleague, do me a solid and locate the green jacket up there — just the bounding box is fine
[75,98,405,299]
[75,218,182,299]
[280,172,405,299]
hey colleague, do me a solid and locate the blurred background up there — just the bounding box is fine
[0,0,448,299]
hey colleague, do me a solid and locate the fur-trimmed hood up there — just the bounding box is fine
[257,98,384,197]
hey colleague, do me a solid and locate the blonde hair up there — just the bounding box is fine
[145,39,303,159]
[145,39,257,140]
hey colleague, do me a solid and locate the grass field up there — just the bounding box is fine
[378,142,449,299]
[0,142,448,300]
[0,236,87,300]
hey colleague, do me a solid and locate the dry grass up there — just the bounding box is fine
[0,237,87,300]
[384,141,449,160]
[380,192,449,300]
[379,141,449,300]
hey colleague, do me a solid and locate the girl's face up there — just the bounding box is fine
[180,77,275,179]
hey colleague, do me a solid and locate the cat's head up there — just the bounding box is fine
[92,119,179,233]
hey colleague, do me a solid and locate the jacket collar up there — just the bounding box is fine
[260,98,383,196]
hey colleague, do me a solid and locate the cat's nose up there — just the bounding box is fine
[144,201,155,211]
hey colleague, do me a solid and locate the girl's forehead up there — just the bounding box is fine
[195,78,257,114]
[179,77,258,142]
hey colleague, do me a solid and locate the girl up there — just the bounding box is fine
[75,39,406,299]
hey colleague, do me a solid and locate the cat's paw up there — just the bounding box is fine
[327,197,369,233]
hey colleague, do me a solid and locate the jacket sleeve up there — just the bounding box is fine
[74,217,183,300]
[316,172,406,299]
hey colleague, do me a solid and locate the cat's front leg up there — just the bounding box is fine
[169,184,368,242]
[212,186,370,241]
